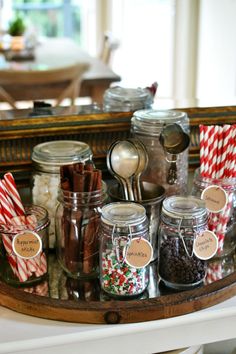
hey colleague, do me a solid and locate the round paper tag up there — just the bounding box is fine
[125,238,153,268]
[201,185,227,213]
[193,230,218,260]
[12,231,42,259]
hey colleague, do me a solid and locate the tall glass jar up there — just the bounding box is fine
[131,109,189,196]
[158,196,208,290]
[55,186,106,279]
[103,86,153,112]
[99,202,151,298]
[0,205,49,287]
[191,168,236,257]
[31,140,92,249]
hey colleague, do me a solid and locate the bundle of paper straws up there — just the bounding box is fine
[0,172,47,282]
[199,124,236,253]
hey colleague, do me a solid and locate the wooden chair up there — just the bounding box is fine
[0,62,90,109]
[99,32,120,66]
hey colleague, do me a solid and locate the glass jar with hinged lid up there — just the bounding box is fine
[131,109,189,196]
[158,195,211,290]
[99,202,153,298]
[31,140,93,249]
[103,86,153,112]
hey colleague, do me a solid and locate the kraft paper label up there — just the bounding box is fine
[201,185,227,213]
[193,230,218,260]
[125,238,153,268]
[12,231,42,259]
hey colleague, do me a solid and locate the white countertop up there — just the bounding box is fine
[0,294,236,354]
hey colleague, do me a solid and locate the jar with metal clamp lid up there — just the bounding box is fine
[158,195,209,290]
[31,140,92,249]
[131,109,189,196]
[99,202,152,298]
[103,86,153,112]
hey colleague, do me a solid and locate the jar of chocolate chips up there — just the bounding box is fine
[158,196,208,290]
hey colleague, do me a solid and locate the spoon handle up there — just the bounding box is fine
[126,178,135,201]
[167,161,178,185]
[116,176,129,200]
[133,175,142,201]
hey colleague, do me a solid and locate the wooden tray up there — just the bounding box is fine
[0,253,235,324]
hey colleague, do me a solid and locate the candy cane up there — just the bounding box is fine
[3,172,25,216]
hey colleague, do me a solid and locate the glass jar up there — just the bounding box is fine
[131,109,189,196]
[0,205,49,287]
[99,202,151,298]
[55,186,106,279]
[31,140,92,249]
[158,196,208,290]
[103,86,153,112]
[191,168,236,257]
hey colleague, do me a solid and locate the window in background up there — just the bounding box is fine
[2,0,97,53]
[108,0,175,106]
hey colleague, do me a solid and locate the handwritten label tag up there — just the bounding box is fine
[12,231,42,259]
[193,230,218,260]
[201,185,227,213]
[125,238,153,268]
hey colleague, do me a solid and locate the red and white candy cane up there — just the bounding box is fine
[3,172,25,216]
[0,180,17,223]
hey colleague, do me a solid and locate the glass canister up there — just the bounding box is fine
[158,196,209,290]
[31,140,92,249]
[103,86,153,112]
[99,202,152,298]
[131,109,189,196]
[0,205,49,286]
[191,168,236,257]
[55,186,106,279]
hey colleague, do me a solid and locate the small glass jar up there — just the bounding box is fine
[31,140,92,249]
[131,109,189,196]
[191,168,236,257]
[103,86,153,112]
[0,205,49,287]
[158,196,208,290]
[99,202,150,298]
[55,186,106,279]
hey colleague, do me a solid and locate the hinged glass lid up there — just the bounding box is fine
[32,140,92,166]
[162,196,207,220]
[101,202,146,227]
[104,86,152,103]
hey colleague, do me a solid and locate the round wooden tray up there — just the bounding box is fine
[0,254,235,324]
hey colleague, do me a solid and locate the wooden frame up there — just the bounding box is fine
[0,105,235,184]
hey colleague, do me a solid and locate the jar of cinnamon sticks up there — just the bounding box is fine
[31,140,92,249]
[55,162,106,279]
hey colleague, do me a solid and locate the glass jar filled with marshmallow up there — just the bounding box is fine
[31,140,92,249]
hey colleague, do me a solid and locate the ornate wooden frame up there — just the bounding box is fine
[0,105,235,183]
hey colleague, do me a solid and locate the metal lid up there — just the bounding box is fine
[131,109,188,136]
[101,202,146,227]
[162,195,207,220]
[32,140,92,168]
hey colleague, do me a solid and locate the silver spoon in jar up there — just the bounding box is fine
[128,138,148,201]
[159,123,190,185]
[107,140,140,201]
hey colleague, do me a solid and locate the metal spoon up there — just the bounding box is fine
[128,139,148,201]
[159,123,190,185]
[107,140,140,200]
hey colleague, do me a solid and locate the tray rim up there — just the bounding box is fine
[0,263,236,324]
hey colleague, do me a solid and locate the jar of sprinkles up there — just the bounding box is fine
[158,196,208,290]
[99,202,152,298]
